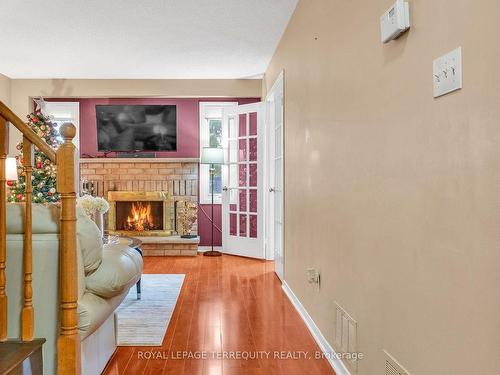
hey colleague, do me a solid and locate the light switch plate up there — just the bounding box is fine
[433,47,462,98]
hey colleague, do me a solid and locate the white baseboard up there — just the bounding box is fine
[198,246,223,252]
[281,281,352,375]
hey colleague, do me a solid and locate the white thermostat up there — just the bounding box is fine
[380,0,410,43]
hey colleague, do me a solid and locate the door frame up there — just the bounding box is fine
[264,71,285,268]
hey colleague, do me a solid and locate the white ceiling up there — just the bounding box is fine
[0,0,297,79]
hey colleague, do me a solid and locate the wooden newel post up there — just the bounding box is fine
[56,123,81,375]
[21,138,35,341]
[0,116,8,342]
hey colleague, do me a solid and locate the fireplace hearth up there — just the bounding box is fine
[107,191,171,236]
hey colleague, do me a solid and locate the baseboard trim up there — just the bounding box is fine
[198,246,223,252]
[281,281,351,375]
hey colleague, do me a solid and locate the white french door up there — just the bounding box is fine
[222,103,265,258]
[266,73,284,279]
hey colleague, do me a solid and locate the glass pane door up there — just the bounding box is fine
[222,103,264,259]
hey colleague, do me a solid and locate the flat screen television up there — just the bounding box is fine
[96,105,177,152]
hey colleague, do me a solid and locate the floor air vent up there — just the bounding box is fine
[384,350,411,375]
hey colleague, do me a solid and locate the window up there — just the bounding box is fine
[199,102,237,204]
[44,102,80,149]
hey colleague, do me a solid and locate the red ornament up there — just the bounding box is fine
[36,162,42,168]
[6,180,13,186]
[16,194,23,200]
[47,192,52,196]
[32,117,38,123]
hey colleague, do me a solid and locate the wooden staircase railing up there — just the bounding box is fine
[0,100,80,374]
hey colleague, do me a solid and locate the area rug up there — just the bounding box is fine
[115,274,185,346]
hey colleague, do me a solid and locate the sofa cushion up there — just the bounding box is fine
[7,204,103,275]
[6,203,60,234]
[78,292,126,340]
[85,243,143,299]
[76,208,103,274]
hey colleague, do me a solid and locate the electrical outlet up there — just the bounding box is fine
[306,268,320,285]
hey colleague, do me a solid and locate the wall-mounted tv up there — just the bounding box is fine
[96,105,177,152]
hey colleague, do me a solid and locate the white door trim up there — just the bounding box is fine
[265,71,285,277]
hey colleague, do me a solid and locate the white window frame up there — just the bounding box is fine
[44,101,80,149]
[199,102,238,204]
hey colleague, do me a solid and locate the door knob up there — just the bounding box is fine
[222,186,228,192]
[269,187,275,192]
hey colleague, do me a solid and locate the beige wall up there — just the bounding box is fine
[0,73,12,155]
[8,78,261,151]
[0,73,11,106]
[265,0,500,374]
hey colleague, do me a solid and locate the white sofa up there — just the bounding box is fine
[5,203,143,375]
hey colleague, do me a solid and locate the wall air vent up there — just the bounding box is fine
[333,302,358,372]
[384,350,411,375]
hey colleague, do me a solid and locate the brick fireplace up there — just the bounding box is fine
[80,158,199,255]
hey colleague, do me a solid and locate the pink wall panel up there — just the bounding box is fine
[79,98,200,158]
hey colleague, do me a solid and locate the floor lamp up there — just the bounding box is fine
[200,147,224,257]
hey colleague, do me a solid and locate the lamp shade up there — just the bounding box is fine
[6,157,18,181]
[200,147,224,165]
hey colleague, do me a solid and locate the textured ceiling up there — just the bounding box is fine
[0,0,297,79]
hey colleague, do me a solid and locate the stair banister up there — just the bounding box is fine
[0,101,56,162]
[0,100,81,375]
[0,115,8,342]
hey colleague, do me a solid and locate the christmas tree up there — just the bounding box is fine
[8,112,61,203]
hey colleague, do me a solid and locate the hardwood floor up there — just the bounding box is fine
[103,254,335,375]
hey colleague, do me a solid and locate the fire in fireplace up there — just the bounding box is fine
[116,201,163,232]
[107,191,171,237]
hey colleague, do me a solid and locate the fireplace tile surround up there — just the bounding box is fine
[80,158,199,255]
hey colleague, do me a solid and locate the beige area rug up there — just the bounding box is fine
[115,274,185,346]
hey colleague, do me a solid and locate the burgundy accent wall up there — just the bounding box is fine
[198,204,222,247]
[75,97,258,158]
[48,97,259,246]
[79,98,196,158]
